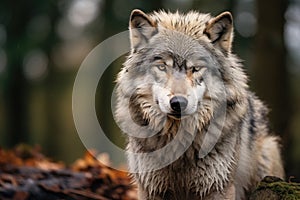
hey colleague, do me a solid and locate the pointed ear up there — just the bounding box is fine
[204,12,233,54]
[129,9,158,50]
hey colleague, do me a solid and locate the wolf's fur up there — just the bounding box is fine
[115,9,284,200]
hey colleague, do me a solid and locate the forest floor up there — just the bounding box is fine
[0,145,299,200]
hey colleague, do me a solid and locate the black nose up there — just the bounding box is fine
[170,96,188,113]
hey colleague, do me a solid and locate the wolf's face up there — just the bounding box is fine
[143,31,212,119]
[117,9,236,124]
[151,51,207,118]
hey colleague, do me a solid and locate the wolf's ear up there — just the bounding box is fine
[204,12,233,54]
[129,9,158,50]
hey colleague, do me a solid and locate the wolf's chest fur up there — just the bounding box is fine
[128,109,241,198]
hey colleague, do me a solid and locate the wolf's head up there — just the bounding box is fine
[117,9,247,128]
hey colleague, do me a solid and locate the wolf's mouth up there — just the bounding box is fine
[167,113,188,120]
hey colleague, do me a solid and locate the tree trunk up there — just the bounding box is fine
[3,1,31,146]
[253,0,289,138]
[253,0,291,177]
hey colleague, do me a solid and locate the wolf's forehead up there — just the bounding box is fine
[152,33,209,62]
[150,11,212,41]
[155,35,196,55]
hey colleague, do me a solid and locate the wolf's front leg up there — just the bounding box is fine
[224,184,236,200]
[206,184,236,200]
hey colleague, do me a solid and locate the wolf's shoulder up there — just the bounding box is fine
[246,92,271,137]
[247,92,269,117]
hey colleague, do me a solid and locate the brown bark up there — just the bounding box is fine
[253,0,289,139]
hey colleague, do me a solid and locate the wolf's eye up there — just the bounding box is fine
[192,66,202,73]
[157,65,167,71]
[196,77,204,85]
[153,56,163,61]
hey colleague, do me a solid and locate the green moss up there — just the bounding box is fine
[252,176,300,200]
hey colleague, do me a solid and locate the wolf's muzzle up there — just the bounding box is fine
[170,96,188,113]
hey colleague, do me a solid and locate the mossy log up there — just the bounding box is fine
[249,176,300,200]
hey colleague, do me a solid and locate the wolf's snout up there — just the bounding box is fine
[170,96,188,112]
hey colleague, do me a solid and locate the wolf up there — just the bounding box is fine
[115,9,284,200]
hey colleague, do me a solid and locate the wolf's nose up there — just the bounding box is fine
[170,96,188,112]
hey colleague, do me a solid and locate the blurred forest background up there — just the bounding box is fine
[0,0,300,181]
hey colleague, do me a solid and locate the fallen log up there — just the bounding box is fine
[0,145,137,200]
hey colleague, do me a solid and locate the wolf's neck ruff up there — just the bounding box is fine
[115,9,284,200]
